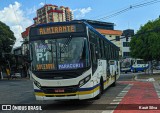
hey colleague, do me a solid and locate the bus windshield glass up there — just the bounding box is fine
[136,60,146,64]
[31,37,90,71]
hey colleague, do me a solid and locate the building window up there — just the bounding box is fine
[115,36,120,41]
[123,52,130,57]
[123,42,130,47]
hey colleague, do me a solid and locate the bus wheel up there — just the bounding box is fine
[94,78,103,99]
[111,73,116,87]
[133,69,136,73]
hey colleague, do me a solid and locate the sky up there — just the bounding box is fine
[0,0,160,47]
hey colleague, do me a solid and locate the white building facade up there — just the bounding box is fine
[121,29,134,58]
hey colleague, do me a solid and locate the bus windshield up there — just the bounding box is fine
[136,60,146,64]
[31,37,90,71]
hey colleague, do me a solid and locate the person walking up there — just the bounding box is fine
[0,68,3,80]
[6,68,10,80]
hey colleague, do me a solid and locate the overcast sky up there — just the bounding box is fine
[0,0,160,47]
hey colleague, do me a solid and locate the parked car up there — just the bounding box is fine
[156,65,160,70]
[11,73,21,79]
[121,67,131,73]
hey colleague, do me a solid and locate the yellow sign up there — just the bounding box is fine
[36,64,54,70]
[39,25,76,35]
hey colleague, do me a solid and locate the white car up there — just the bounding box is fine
[156,65,160,70]
[11,73,21,79]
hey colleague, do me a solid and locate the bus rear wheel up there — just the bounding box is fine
[94,78,103,99]
[133,69,137,73]
[111,73,116,87]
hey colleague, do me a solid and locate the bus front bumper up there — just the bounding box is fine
[34,85,100,100]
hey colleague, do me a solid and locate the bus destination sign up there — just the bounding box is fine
[39,25,76,35]
[30,24,85,37]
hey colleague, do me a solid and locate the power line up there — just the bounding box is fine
[97,7,131,20]
[97,0,160,20]
[132,0,160,8]
[90,0,148,19]
[89,0,149,20]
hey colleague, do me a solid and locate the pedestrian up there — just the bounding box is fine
[6,68,10,80]
[0,68,3,80]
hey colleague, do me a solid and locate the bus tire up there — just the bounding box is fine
[111,73,116,87]
[94,78,103,99]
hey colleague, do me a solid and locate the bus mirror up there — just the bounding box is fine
[24,52,32,63]
[21,42,29,56]
[26,59,32,63]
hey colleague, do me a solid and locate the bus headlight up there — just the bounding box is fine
[79,75,91,87]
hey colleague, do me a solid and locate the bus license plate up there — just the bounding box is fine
[55,89,64,93]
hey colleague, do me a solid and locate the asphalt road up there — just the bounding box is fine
[0,73,147,113]
[118,72,135,81]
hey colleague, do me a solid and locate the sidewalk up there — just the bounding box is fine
[135,72,160,82]
[1,72,30,81]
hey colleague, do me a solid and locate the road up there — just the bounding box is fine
[0,72,160,113]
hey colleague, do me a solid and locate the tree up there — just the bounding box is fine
[130,18,160,74]
[0,21,16,70]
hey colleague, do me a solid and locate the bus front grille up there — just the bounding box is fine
[45,94,76,97]
[41,85,78,94]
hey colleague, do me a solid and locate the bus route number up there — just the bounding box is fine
[37,52,48,61]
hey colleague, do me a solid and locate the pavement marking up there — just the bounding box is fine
[119,92,127,94]
[116,97,123,99]
[118,93,126,97]
[123,87,131,89]
[102,84,133,113]
[113,99,122,102]
[110,102,120,104]
[122,91,128,92]
[102,110,114,113]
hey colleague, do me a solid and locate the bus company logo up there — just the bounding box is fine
[2,105,11,110]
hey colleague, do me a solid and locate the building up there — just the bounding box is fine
[22,4,73,40]
[80,20,122,57]
[13,47,28,78]
[33,4,73,25]
[121,29,134,58]
[21,25,34,41]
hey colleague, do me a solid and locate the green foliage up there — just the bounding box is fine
[130,18,160,61]
[0,21,16,67]
[0,21,16,51]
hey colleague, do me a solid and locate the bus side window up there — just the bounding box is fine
[90,43,97,65]
[89,29,99,63]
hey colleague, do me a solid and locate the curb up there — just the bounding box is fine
[153,81,160,90]
[134,74,155,82]
[0,78,30,81]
